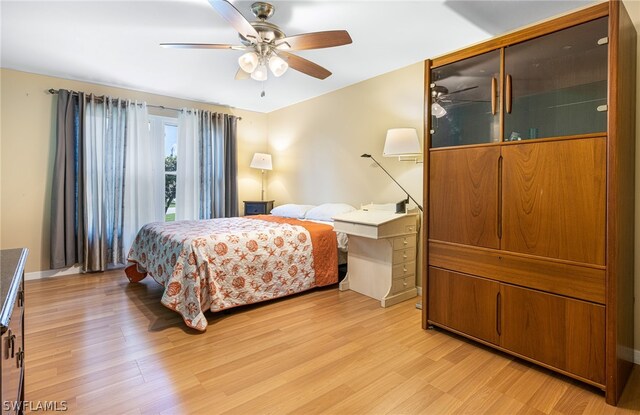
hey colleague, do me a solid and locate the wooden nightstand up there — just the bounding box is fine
[244,200,274,216]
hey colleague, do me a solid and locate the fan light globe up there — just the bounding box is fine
[268,55,288,77]
[431,102,447,118]
[238,52,259,73]
[251,63,268,81]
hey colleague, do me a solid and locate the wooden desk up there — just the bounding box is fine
[333,210,418,307]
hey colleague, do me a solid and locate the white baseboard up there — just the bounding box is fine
[635,348,640,365]
[25,265,82,281]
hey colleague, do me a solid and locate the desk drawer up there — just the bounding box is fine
[333,221,378,238]
[393,235,416,250]
[392,276,416,293]
[393,247,416,265]
[393,261,416,279]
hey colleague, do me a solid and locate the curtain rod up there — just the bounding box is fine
[47,89,242,120]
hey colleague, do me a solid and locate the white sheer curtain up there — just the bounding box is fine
[122,102,164,256]
[176,109,200,220]
[83,96,127,271]
[81,97,163,272]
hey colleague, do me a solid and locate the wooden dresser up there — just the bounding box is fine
[334,209,418,307]
[1,248,28,414]
[422,1,635,405]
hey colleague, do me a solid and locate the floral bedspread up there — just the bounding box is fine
[127,217,337,331]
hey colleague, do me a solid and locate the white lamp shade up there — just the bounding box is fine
[268,55,288,77]
[238,52,259,73]
[251,63,268,81]
[250,153,273,170]
[383,128,421,157]
[431,102,447,118]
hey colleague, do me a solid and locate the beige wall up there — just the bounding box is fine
[0,69,268,272]
[266,62,424,209]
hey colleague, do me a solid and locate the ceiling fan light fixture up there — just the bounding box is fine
[432,102,447,119]
[251,63,269,81]
[238,51,259,73]
[268,55,288,77]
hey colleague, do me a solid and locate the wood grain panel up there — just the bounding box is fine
[500,284,605,385]
[431,3,608,68]
[428,268,500,345]
[428,240,605,304]
[422,59,432,329]
[501,138,606,265]
[429,147,500,248]
[606,0,637,405]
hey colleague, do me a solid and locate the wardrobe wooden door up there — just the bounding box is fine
[501,138,606,264]
[429,146,501,249]
[428,267,501,345]
[500,284,605,384]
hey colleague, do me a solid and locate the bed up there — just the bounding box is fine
[126,214,345,331]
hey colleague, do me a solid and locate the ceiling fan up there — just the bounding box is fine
[431,85,486,118]
[161,0,352,83]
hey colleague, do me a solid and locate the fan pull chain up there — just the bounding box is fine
[261,81,266,97]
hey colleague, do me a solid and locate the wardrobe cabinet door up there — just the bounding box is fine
[500,284,605,385]
[429,146,501,249]
[430,50,501,148]
[501,138,606,265]
[503,17,608,141]
[428,267,501,345]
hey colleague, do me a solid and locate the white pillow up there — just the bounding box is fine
[305,203,356,222]
[270,204,316,219]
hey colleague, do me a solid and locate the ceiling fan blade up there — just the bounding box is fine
[277,30,352,51]
[278,51,331,80]
[235,68,250,80]
[160,43,246,50]
[208,0,262,42]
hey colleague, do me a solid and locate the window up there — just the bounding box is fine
[150,116,178,221]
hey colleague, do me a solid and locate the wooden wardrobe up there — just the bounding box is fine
[422,0,636,405]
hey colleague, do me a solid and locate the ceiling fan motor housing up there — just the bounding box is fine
[239,2,285,46]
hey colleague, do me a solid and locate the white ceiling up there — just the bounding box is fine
[1,0,596,113]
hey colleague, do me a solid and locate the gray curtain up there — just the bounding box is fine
[199,111,238,218]
[50,90,85,269]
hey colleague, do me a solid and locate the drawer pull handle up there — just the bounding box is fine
[403,240,408,245]
[10,334,15,358]
[402,254,407,259]
[403,267,407,272]
[496,292,502,336]
[16,348,23,369]
[4,330,12,359]
[403,281,408,287]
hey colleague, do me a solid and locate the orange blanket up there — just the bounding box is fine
[246,215,338,287]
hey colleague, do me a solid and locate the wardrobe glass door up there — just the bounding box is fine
[430,50,501,148]
[503,17,608,141]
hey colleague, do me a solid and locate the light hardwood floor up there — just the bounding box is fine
[25,271,640,414]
